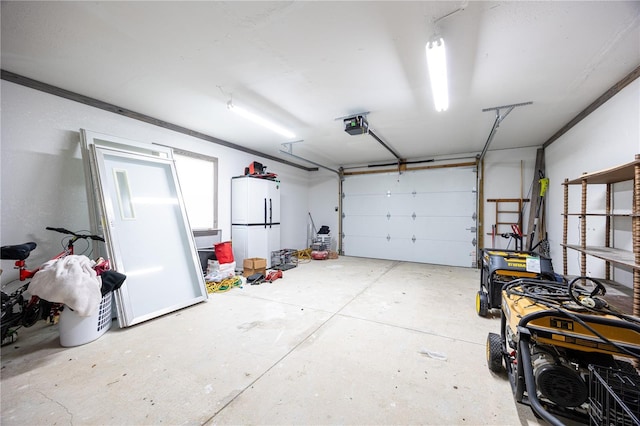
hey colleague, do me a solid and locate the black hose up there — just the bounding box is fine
[567,276,606,304]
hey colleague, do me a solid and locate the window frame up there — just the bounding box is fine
[173,149,219,230]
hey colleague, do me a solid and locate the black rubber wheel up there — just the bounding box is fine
[486,332,503,373]
[476,290,489,317]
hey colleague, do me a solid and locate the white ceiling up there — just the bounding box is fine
[2,1,639,169]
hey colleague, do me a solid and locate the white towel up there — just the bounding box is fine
[27,255,102,317]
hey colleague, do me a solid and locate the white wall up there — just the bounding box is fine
[482,146,539,251]
[0,81,311,284]
[545,79,640,283]
[308,170,341,251]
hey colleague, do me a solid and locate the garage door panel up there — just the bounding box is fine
[342,178,376,193]
[345,236,412,262]
[414,239,475,267]
[412,169,475,191]
[342,235,386,258]
[413,192,475,216]
[343,215,388,237]
[342,167,476,267]
[343,174,396,193]
[387,217,415,238]
[414,217,474,241]
[344,236,474,267]
[343,194,388,215]
[387,193,415,216]
[386,238,410,260]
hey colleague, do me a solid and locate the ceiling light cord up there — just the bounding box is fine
[433,4,466,26]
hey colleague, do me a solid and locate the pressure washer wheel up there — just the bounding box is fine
[476,290,489,317]
[486,332,504,373]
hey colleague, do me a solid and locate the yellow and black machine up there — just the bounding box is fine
[486,276,640,425]
[477,249,556,317]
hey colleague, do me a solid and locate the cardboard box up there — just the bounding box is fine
[244,257,266,270]
[243,258,267,277]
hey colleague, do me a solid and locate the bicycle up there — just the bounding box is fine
[0,227,105,345]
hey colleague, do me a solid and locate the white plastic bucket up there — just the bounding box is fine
[59,292,112,347]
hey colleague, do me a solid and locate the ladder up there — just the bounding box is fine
[487,198,529,248]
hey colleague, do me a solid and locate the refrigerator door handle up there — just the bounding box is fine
[264,198,267,228]
[269,198,273,228]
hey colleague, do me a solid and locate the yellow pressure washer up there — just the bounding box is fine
[486,276,640,425]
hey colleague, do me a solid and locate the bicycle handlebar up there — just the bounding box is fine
[46,226,105,242]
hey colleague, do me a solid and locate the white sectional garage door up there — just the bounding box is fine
[342,166,477,267]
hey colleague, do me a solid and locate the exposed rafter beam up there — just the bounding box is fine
[543,64,640,149]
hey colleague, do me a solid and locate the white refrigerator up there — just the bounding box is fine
[231,176,281,269]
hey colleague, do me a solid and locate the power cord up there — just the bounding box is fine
[505,279,640,358]
[296,248,312,264]
[205,276,242,293]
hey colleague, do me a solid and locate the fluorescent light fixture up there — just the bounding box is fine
[227,101,295,139]
[426,37,449,112]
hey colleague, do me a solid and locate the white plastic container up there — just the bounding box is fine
[58,292,112,347]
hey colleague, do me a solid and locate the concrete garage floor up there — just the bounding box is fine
[1,256,548,425]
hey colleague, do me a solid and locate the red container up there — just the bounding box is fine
[214,241,234,264]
